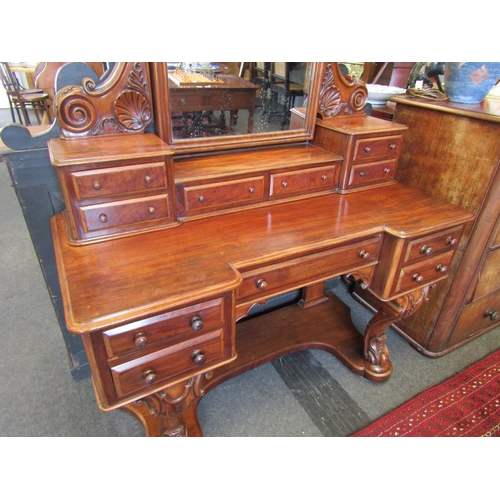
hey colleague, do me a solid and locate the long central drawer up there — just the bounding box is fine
[236,236,382,303]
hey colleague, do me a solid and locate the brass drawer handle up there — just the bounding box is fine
[412,274,424,283]
[143,369,157,384]
[99,213,108,223]
[190,316,204,331]
[134,332,148,348]
[420,245,433,256]
[192,349,206,366]
[256,279,268,290]
[93,181,101,190]
[436,264,448,274]
[358,250,370,259]
[484,308,499,322]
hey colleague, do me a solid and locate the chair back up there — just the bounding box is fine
[1,62,25,99]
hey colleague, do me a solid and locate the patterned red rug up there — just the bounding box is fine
[352,349,500,437]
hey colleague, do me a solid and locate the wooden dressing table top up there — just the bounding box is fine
[52,183,473,334]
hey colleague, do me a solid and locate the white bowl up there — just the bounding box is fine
[366,84,406,105]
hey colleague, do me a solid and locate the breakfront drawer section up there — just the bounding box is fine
[347,159,397,189]
[403,227,462,264]
[237,236,382,303]
[71,162,167,200]
[352,135,404,162]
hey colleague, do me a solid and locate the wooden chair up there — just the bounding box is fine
[268,62,305,129]
[1,62,51,125]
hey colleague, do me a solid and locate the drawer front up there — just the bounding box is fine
[209,91,255,110]
[237,236,381,302]
[394,251,455,294]
[169,92,206,110]
[452,288,500,344]
[270,165,336,197]
[347,159,397,188]
[404,226,463,264]
[353,135,403,162]
[110,330,225,398]
[81,195,170,232]
[182,176,265,212]
[473,247,500,299]
[71,162,167,200]
[102,297,225,359]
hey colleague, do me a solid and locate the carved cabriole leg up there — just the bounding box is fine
[122,372,213,437]
[363,286,433,382]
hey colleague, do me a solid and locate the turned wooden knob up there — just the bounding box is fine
[446,237,458,247]
[384,168,390,174]
[484,308,499,322]
[248,187,255,193]
[359,250,370,259]
[144,175,152,184]
[389,144,396,150]
[413,274,424,283]
[190,316,204,331]
[420,245,433,255]
[359,171,365,177]
[281,181,288,188]
[93,181,101,190]
[436,264,448,273]
[364,147,371,153]
[134,332,148,348]
[99,214,108,223]
[148,206,156,214]
[192,350,206,366]
[256,279,268,290]
[143,369,157,384]
[198,195,205,202]
[321,175,327,181]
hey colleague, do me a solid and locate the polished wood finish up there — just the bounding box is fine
[354,95,500,355]
[45,62,476,436]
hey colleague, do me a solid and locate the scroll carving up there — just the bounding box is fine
[55,62,153,138]
[317,63,368,119]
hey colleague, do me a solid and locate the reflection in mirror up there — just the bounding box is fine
[167,62,311,140]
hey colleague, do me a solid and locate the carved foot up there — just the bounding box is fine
[363,286,433,382]
[122,372,212,437]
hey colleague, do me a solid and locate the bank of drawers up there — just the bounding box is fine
[177,164,338,217]
[392,226,463,296]
[103,297,229,399]
[236,236,382,308]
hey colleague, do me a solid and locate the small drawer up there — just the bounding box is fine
[110,329,225,398]
[71,162,167,200]
[181,176,265,213]
[347,159,397,188]
[270,165,336,197]
[452,288,500,343]
[237,236,381,302]
[404,226,463,264]
[394,251,455,294]
[80,195,170,232]
[169,92,206,109]
[102,297,225,359]
[353,135,403,162]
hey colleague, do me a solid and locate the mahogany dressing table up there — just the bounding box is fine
[47,63,474,436]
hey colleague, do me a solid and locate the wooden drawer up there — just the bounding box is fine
[80,195,170,232]
[110,329,225,398]
[269,165,336,197]
[473,247,500,299]
[404,226,463,264]
[452,287,500,344]
[353,134,404,162]
[71,162,167,201]
[394,251,455,294]
[102,297,225,359]
[347,159,397,188]
[181,176,265,213]
[237,236,381,302]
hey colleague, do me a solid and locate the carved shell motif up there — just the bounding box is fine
[318,64,342,117]
[114,90,152,130]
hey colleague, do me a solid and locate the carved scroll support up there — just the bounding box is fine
[362,286,434,382]
[122,372,213,437]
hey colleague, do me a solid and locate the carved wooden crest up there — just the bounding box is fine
[55,62,153,138]
[317,63,368,118]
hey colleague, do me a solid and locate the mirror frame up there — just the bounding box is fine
[149,62,323,155]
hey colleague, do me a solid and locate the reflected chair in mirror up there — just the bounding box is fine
[1,62,51,126]
[267,62,305,130]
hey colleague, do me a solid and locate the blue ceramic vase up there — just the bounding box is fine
[445,62,500,104]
